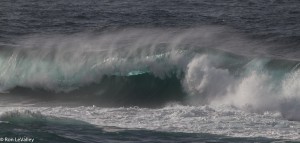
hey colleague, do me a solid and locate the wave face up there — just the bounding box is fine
[1,27,300,120]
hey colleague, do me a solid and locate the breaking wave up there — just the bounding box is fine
[1,26,300,120]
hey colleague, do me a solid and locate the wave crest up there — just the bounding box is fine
[1,27,300,120]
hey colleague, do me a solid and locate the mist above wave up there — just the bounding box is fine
[0,26,272,91]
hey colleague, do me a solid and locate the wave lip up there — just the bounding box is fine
[0,26,295,92]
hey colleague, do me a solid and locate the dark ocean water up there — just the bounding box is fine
[1,0,300,142]
[1,0,300,41]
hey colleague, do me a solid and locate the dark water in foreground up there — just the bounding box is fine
[0,126,285,143]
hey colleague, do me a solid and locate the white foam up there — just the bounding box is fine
[0,105,299,140]
[183,55,234,104]
[218,72,280,111]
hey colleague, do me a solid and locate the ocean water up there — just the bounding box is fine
[1,0,300,142]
